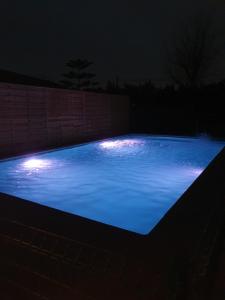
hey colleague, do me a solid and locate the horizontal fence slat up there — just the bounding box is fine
[0,83,129,157]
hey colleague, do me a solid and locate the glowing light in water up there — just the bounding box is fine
[100,139,142,149]
[191,168,204,176]
[22,159,51,170]
[180,166,204,178]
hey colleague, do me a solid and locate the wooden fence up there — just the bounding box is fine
[0,82,129,158]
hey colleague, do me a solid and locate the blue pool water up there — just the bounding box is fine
[0,135,224,234]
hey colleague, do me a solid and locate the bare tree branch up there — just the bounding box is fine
[165,14,224,87]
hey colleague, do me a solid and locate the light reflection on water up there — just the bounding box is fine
[0,135,224,234]
[100,139,143,149]
[22,158,52,170]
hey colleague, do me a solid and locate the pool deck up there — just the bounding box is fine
[0,147,225,299]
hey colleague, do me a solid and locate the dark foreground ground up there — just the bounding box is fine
[0,148,225,300]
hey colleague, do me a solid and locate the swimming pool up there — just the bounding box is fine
[0,135,224,235]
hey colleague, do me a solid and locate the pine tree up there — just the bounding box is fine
[60,59,98,90]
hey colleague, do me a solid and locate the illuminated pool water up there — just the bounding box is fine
[0,135,224,234]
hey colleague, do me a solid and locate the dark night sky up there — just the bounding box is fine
[0,0,225,86]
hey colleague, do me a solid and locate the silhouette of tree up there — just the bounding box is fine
[60,59,99,90]
[166,15,223,87]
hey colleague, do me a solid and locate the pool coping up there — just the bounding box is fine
[0,142,225,248]
[0,134,224,240]
[1,132,223,162]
